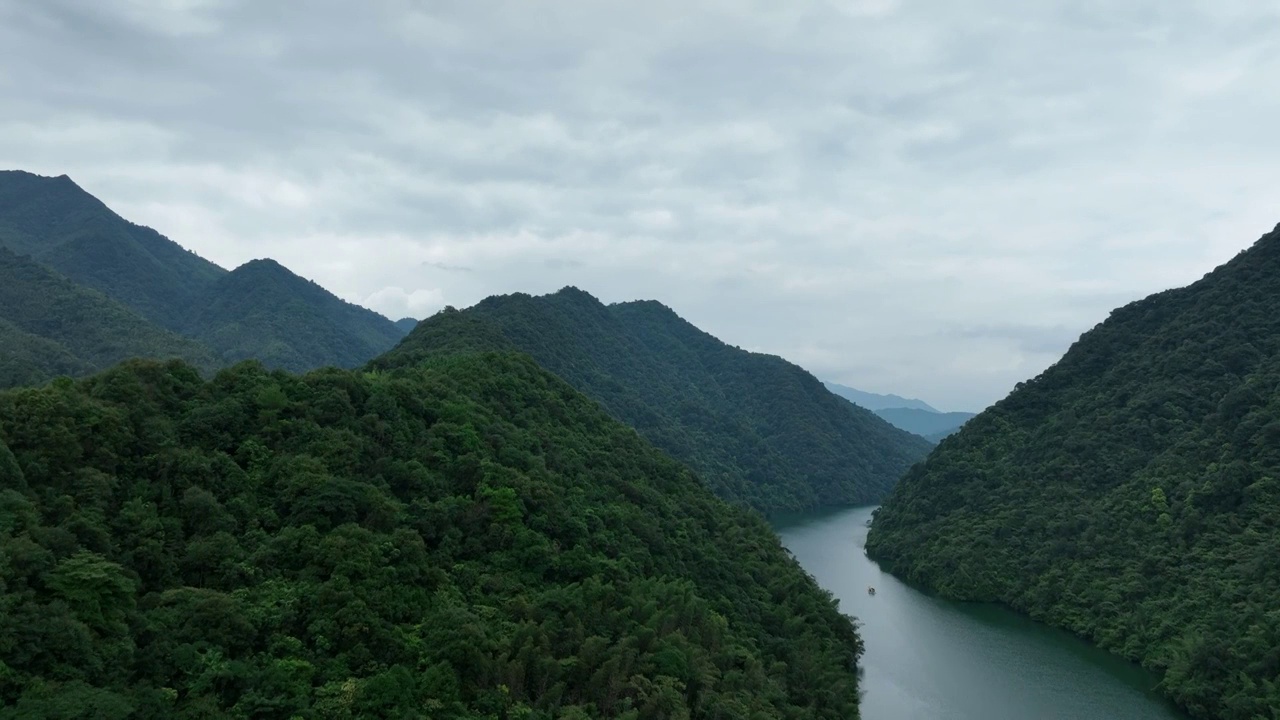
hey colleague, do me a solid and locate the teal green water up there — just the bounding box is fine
[775,506,1189,720]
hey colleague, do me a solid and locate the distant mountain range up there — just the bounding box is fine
[873,408,977,442]
[0,170,409,385]
[0,169,931,516]
[374,288,933,513]
[823,382,939,412]
[823,381,975,441]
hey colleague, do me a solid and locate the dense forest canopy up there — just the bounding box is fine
[374,288,931,514]
[0,171,407,380]
[0,352,863,718]
[867,224,1280,719]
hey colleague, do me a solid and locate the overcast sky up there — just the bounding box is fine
[2,0,1278,410]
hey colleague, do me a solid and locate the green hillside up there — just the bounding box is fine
[0,247,220,388]
[0,171,225,331]
[866,224,1280,719]
[374,288,932,514]
[186,259,406,373]
[0,318,93,389]
[0,353,863,718]
[0,171,406,377]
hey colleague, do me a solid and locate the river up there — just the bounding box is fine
[775,506,1189,720]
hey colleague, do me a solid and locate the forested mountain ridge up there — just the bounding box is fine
[0,247,220,387]
[0,170,409,378]
[186,258,406,373]
[0,352,863,718]
[0,170,225,331]
[374,288,932,514]
[866,223,1280,719]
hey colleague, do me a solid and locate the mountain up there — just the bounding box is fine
[0,170,225,331]
[0,353,863,718]
[822,382,975,442]
[873,407,975,440]
[186,259,405,373]
[0,247,219,387]
[0,318,93,388]
[866,224,1280,719]
[394,317,419,334]
[823,382,938,412]
[0,171,407,377]
[374,288,932,514]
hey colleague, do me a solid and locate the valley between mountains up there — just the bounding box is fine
[1,169,1277,719]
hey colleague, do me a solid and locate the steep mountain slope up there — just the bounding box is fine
[823,382,938,412]
[185,259,405,373]
[0,171,408,374]
[0,247,219,387]
[0,170,225,330]
[873,407,975,440]
[867,224,1280,719]
[374,288,932,513]
[0,354,863,718]
[0,318,92,388]
[394,317,419,334]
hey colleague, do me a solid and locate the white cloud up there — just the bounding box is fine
[362,286,445,320]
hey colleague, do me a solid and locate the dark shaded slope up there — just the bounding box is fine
[873,407,975,439]
[0,354,862,718]
[0,247,219,387]
[187,259,405,372]
[375,288,931,513]
[0,318,93,388]
[0,170,225,330]
[394,317,419,335]
[867,224,1280,719]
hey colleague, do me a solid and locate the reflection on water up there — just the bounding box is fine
[774,507,1188,720]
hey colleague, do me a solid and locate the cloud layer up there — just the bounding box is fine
[3,0,1278,409]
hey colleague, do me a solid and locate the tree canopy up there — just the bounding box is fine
[0,352,863,718]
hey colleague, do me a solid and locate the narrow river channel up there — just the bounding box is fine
[775,506,1189,720]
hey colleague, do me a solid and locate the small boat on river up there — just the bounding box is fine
[868,586,876,596]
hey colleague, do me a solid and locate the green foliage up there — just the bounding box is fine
[375,288,931,514]
[0,248,220,388]
[185,259,405,373]
[867,224,1280,719]
[0,354,862,718]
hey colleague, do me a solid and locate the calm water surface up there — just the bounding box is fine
[775,506,1189,720]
